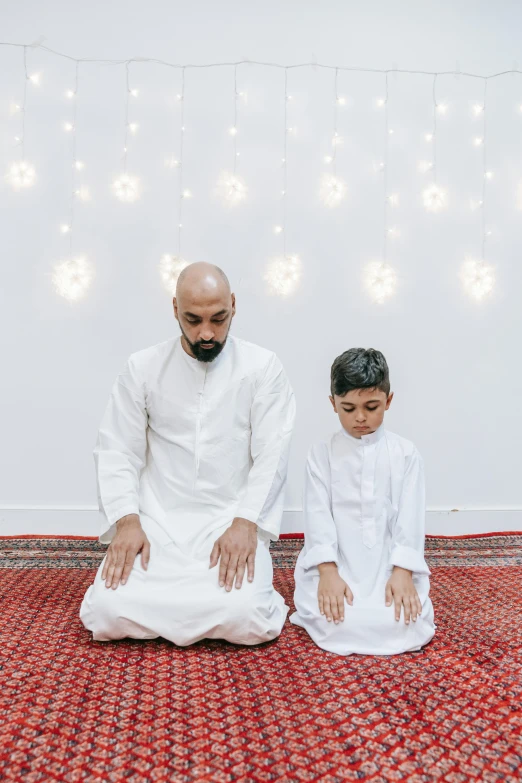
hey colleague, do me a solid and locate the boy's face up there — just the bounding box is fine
[330,387,393,439]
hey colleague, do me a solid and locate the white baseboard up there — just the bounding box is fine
[0,506,521,538]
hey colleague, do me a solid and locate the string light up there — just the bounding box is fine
[159,67,190,294]
[217,64,246,205]
[6,46,36,190]
[113,62,140,202]
[267,69,301,296]
[53,62,94,301]
[320,68,347,208]
[52,257,94,302]
[462,79,495,301]
[422,75,447,212]
[365,72,397,304]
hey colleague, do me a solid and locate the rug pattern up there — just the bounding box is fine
[1,533,522,568]
[0,537,521,782]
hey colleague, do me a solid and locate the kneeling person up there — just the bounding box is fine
[290,348,436,656]
[80,262,295,646]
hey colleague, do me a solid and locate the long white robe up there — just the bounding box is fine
[290,426,436,656]
[80,335,295,645]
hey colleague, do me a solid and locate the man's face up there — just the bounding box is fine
[174,292,236,363]
[330,387,393,438]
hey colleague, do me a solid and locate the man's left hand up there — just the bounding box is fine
[209,518,258,591]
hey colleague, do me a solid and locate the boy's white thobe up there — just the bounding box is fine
[290,426,436,656]
[80,335,295,646]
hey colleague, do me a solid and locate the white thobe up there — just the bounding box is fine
[80,335,295,646]
[290,426,436,656]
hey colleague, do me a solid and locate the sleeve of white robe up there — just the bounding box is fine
[93,357,148,544]
[299,444,340,570]
[235,354,296,539]
[388,448,431,575]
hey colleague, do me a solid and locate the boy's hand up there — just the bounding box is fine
[317,562,353,623]
[385,566,422,624]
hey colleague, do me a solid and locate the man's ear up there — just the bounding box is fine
[231,293,236,317]
[385,392,394,411]
[173,297,178,320]
[329,395,337,412]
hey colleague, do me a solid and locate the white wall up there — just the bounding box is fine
[1,0,522,536]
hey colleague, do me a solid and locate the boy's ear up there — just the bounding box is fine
[329,395,336,412]
[385,392,394,411]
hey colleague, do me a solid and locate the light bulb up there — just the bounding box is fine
[65,89,75,99]
[474,137,484,147]
[336,96,346,106]
[6,160,36,190]
[217,171,247,205]
[425,133,434,142]
[320,174,347,208]
[130,89,139,98]
[28,73,41,86]
[422,183,447,212]
[64,122,74,132]
[165,157,180,169]
[128,123,139,134]
[60,224,71,234]
[265,254,301,297]
[182,189,192,199]
[274,225,283,234]
[229,126,238,136]
[74,186,90,201]
[324,155,333,164]
[74,160,85,171]
[113,174,140,203]
[436,103,448,115]
[418,160,434,174]
[460,258,495,301]
[52,257,94,302]
[364,261,397,303]
[473,103,484,116]
[375,98,386,108]
[159,255,189,295]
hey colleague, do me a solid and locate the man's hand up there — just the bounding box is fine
[209,517,258,591]
[385,566,422,624]
[101,514,150,590]
[317,562,353,623]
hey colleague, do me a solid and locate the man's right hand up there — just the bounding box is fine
[101,514,150,590]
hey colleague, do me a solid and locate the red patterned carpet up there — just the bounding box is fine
[1,535,521,782]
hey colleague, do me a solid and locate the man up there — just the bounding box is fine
[80,262,296,645]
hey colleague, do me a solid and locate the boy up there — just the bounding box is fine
[290,348,436,656]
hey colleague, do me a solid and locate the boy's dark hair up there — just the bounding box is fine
[330,348,390,397]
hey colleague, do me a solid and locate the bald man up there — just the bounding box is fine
[80,263,295,646]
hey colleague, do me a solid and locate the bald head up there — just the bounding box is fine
[173,262,236,362]
[176,262,231,301]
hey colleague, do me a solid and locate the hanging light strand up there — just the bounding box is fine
[383,71,389,261]
[178,67,186,256]
[283,67,288,255]
[432,74,438,183]
[68,62,80,252]
[332,67,340,176]
[21,45,28,155]
[481,78,488,261]
[123,61,131,174]
[233,64,239,175]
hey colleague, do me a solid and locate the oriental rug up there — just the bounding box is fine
[0,534,521,782]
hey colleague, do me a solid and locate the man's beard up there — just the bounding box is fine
[180,326,229,363]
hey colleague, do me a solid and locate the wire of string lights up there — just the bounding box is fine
[265,68,301,297]
[461,78,496,301]
[160,67,191,295]
[51,62,95,301]
[364,72,398,303]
